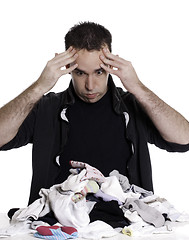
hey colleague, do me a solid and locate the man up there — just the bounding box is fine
[0,22,189,206]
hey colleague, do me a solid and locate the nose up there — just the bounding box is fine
[85,75,95,91]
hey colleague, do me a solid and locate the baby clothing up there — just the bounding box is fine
[109,170,130,192]
[69,160,106,184]
[89,200,130,228]
[122,198,165,227]
[1,162,189,239]
[34,226,78,240]
[94,190,122,205]
[101,175,141,202]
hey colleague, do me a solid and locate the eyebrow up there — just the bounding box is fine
[74,67,105,74]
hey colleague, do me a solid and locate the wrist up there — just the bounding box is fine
[32,78,50,96]
[126,80,146,96]
[29,80,47,101]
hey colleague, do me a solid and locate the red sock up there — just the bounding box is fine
[36,226,59,236]
[61,226,77,235]
[36,225,77,236]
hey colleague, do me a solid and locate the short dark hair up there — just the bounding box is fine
[65,22,112,52]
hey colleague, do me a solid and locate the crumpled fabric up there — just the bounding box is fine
[69,160,106,184]
[1,164,189,239]
[122,198,165,228]
[1,169,92,234]
[61,169,89,193]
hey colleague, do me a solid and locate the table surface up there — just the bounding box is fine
[1,213,189,240]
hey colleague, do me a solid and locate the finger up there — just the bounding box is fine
[100,63,118,75]
[56,53,78,69]
[52,47,75,62]
[59,63,78,75]
[102,48,118,61]
[100,55,120,69]
[64,46,74,54]
[51,49,78,68]
[54,48,77,62]
[103,48,126,64]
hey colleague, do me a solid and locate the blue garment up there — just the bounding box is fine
[34,228,78,240]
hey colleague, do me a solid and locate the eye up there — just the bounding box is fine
[96,69,104,76]
[75,70,85,76]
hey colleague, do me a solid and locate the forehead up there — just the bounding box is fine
[75,49,104,72]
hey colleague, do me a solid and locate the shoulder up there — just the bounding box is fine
[116,87,140,109]
[38,89,68,108]
[41,90,66,103]
[116,86,149,123]
[32,89,69,120]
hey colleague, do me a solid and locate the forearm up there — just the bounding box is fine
[132,82,189,145]
[0,48,78,148]
[0,81,44,147]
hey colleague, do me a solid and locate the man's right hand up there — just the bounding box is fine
[36,46,78,94]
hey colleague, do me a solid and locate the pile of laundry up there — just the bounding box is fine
[0,161,189,239]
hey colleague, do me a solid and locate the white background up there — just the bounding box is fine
[0,0,189,214]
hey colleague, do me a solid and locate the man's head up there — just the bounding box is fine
[65,21,112,52]
[65,22,112,103]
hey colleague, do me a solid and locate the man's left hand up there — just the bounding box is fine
[100,48,141,93]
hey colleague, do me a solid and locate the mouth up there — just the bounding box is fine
[85,93,98,99]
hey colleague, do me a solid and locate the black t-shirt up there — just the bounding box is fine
[57,89,132,183]
[1,77,189,204]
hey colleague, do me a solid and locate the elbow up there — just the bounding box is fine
[0,142,5,148]
[180,127,189,145]
[162,132,189,145]
[181,138,189,145]
[0,132,17,148]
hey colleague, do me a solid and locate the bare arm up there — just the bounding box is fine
[100,48,189,145]
[0,47,78,147]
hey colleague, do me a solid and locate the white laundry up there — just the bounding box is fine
[61,169,89,192]
[124,209,144,223]
[148,199,189,222]
[0,209,35,237]
[0,170,91,237]
[122,221,172,237]
[78,220,118,239]
[109,170,130,192]
[1,164,189,239]
[15,188,50,221]
[48,189,90,228]
[101,176,140,202]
